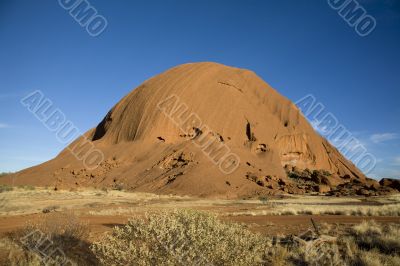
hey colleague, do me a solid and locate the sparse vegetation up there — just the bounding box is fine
[226,203,400,216]
[351,220,400,255]
[0,184,13,193]
[336,220,400,266]
[89,211,400,265]
[18,185,35,191]
[91,209,267,265]
[0,184,34,194]
[287,168,331,185]
[112,183,124,191]
[259,196,268,204]
[0,172,12,177]
[0,189,399,265]
[1,210,399,265]
[2,212,97,265]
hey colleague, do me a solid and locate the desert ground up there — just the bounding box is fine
[0,186,399,265]
[2,63,399,265]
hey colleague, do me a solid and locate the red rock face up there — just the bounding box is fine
[4,62,388,198]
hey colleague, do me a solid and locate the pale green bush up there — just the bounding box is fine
[91,210,400,266]
[91,209,269,266]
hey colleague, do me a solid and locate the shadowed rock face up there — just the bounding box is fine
[4,62,376,198]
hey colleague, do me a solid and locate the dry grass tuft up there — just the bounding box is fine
[1,212,97,265]
[351,220,400,255]
[227,203,400,217]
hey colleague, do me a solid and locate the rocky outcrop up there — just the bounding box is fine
[379,178,400,192]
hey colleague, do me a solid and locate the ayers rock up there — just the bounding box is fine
[4,62,389,198]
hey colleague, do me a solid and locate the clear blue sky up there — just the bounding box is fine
[0,0,399,179]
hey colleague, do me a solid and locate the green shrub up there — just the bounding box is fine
[16,185,35,191]
[259,196,268,204]
[112,183,124,191]
[0,185,13,193]
[24,185,35,190]
[0,172,11,177]
[91,209,269,265]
